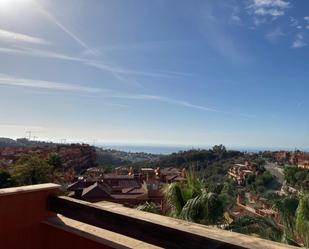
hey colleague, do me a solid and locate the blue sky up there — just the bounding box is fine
[0,0,309,149]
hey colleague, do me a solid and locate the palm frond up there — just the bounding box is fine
[180,191,223,225]
[296,191,309,248]
[163,182,185,217]
[137,202,160,214]
[274,195,298,242]
[226,215,283,242]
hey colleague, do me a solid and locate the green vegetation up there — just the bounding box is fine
[0,154,67,188]
[228,193,309,247]
[47,153,63,172]
[12,155,53,185]
[0,169,14,188]
[245,171,276,194]
[226,216,283,242]
[137,202,160,214]
[155,145,242,169]
[296,192,309,248]
[96,152,131,169]
[284,166,309,190]
[274,195,299,245]
[218,180,237,209]
[163,169,224,225]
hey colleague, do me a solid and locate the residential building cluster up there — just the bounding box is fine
[227,162,258,185]
[228,192,279,223]
[273,151,309,169]
[67,166,186,208]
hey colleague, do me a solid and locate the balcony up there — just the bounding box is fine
[0,184,298,249]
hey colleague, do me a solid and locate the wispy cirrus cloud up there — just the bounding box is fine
[115,94,219,112]
[249,0,290,17]
[111,94,255,118]
[33,1,98,56]
[198,1,251,64]
[265,28,285,43]
[0,73,254,118]
[291,33,307,49]
[0,74,104,93]
[0,46,193,87]
[0,28,50,45]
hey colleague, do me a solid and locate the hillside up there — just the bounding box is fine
[0,137,55,148]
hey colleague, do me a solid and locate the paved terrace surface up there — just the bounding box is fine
[0,184,300,249]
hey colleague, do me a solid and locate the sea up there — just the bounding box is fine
[98,144,195,154]
[96,144,295,155]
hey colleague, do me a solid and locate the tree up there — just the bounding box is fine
[212,145,227,159]
[0,169,14,188]
[163,168,224,225]
[245,171,275,194]
[284,167,298,186]
[47,153,63,171]
[12,155,53,186]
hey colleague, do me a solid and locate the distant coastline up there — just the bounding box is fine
[98,143,308,155]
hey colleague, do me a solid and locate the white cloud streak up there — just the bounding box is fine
[117,94,218,112]
[0,46,192,85]
[0,28,50,45]
[0,73,253,118]
[111,94,255,118]
[0,74,104,93]
[33,1,98,56]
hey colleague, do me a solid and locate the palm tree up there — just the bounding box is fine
[274,195,299,244]
[226,215,283,242]
[180,190,223,225]
[163,168,224,225]
[296,191,309,248]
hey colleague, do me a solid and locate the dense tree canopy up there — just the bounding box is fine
[47,153,63,171]
[284,166,309,190]
[12,155,53,186]
[245,171,276,194]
